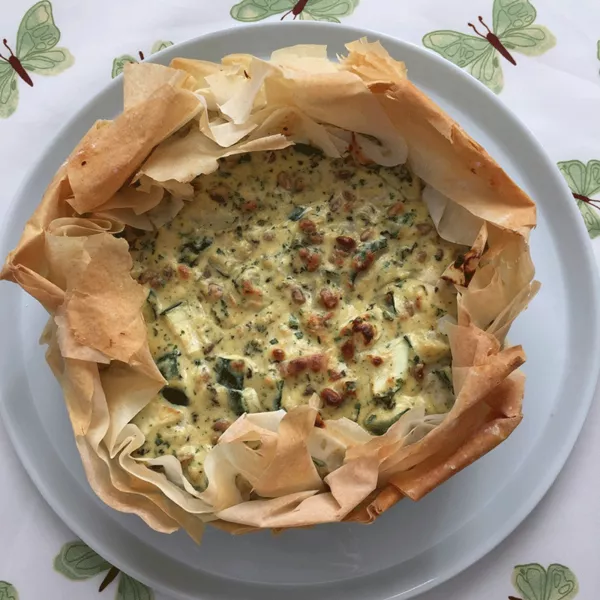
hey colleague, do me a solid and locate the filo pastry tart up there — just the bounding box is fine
[1,39,539,541]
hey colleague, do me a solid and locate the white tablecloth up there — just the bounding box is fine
[1,1,599,598]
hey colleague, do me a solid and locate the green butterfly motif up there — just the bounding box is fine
[230,0,359,23]
[111,40,174,79]
[53,540,112,580]
[0,0,74,119]
[117,574,154,600]
[422,0,555,94]
[0,582,18,600]
[557,159,600,239]
[54,540,154,599]
[512,563,579,600]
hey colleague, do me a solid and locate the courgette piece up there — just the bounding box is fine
[423,369,455,413]
[433,367,453,390]
[363,406,410,435]
[293,143,322,156]
[214,357,247,415]
[215,357,245,389]
[241,388,262,413]
[156,350,180,380]
[373,380,404,410]
[225,387,263,415]
[162,302,203,356]
[161,386,189,406]
[144,290,159,322]
[161,301,184,315]
[371,337,409,400]
[404,331,451,364]
[272,380,285,410]
[225,389,245,415]
[288,206,308,221]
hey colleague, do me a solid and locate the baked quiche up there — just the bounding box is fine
[1,40,538,539]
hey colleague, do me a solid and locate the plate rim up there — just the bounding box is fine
[1,20,599,600]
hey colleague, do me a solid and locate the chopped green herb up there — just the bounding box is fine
[351,238,389,283]
[243,340,262,356]
[155,433,170,447]
[220,299,229,318]
[345,381,358,394]
[366,238,388,253]
[179,236,213,266]
[140,238,156,255]
[399,242,417,261]
[400,210,416,226]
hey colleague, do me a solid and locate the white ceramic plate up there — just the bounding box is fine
[1,21,598,600]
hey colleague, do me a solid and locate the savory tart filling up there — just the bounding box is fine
[128,146,467,489]
[1,38,537,534]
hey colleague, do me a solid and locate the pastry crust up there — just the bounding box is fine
[1,39,538,540]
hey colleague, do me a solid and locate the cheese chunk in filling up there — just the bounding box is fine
[127,147,467,489]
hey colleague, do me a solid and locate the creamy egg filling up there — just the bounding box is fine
[127,146,467,489]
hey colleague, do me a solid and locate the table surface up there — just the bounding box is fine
[1,1,599,599]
